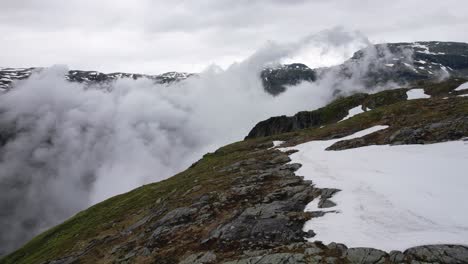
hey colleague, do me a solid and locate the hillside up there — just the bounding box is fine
[2,77,468,264]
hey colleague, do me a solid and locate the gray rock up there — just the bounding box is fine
[156,207,197,226]
[346,248,387,264]
[269,154,291,165]
[223,253,306,264]
[139,247,151,257]
[389,250,405,263]
[304,243,323,255]
[327,242,348,258]
[179,251,217,264]
[280,163,302,172]
[405,245,468,264]
[318,199,337,208]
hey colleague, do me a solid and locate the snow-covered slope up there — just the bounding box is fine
[280,126,468,251]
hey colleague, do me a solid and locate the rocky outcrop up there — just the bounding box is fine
[246,93,368,139]
[220,244,468,264]
[260,63,316,95]
[327,116,468,150]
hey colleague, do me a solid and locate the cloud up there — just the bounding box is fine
[1,0,467,73]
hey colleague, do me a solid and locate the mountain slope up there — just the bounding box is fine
[2,78,468,264]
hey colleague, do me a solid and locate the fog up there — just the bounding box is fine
[0,28,405,254]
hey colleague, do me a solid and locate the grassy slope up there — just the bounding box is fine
[2,79,468,264]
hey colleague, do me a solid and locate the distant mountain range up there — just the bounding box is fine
[2,41,467,95]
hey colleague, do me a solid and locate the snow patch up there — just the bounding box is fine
[272,141,285,147]
[339,105,364,122]
[455,82,468,91]
[406,89,430,100]
[281,126,468,251]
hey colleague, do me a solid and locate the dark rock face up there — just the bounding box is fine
[260,63,316,95]
[245,93,368,139]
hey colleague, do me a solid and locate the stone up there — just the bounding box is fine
[327,242,348,258]
[389,250,405,263]
[223,253,306,264]
[404,245,468,264]
[304,243,323,255]
[346,247,387,264]
[318,199,337,208]
[179,251,217,264]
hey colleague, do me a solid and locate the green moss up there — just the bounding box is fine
[363,88,408,110]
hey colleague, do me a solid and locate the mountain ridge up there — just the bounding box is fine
[2,41,468,95]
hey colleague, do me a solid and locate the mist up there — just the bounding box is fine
[0,28,403,254]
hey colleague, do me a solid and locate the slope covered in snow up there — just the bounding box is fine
[282,126,468,251]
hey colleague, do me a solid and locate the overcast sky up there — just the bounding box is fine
[1,0,467,74]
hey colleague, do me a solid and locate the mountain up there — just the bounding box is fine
[0,68,194,92]
[2,42,468,95]
[2,75,467,263]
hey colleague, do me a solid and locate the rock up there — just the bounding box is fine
[223,253,306,264]
[269,154,291,165]
[404,245,468,263]
[304,230,316,238]
[261,63,316,96]
[346,247,387,264]
[304,243,323,255]
[388,117,468,145]
[280,163,302,172]
[155,207,197,226]
[327,242,348,258]
[139,247,151,256]
[179,251,217,264]
[389,250,405,263]
[318,199,337,208]
[319,188,340,199]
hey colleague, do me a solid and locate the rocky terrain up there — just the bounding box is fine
[2,42,467,96]
[1,74,467,263]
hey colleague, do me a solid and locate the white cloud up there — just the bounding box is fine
[0,0,467,73]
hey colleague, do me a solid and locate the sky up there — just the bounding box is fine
[1,0,467,74]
